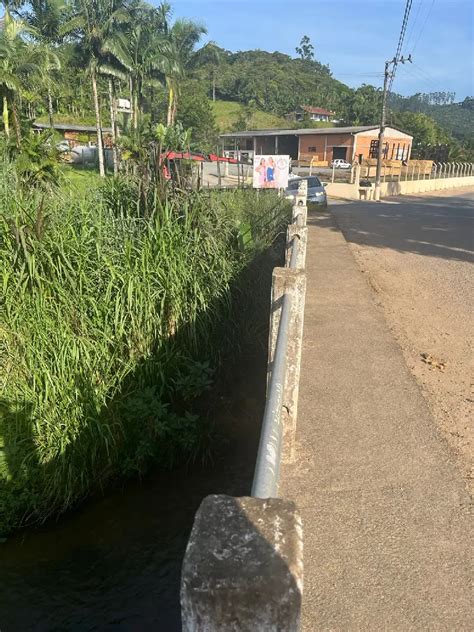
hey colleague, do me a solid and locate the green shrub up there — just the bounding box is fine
[0,163,290,533]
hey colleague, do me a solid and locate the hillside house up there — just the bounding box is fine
[292,106,335,123]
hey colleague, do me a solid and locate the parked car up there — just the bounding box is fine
[285,175,327,207]
[331,158,352,169]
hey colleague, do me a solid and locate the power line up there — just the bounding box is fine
[403,0,424,53]
[410,0,435,54]
[400,62,442,94]
[388,0,414,95]
[374,0,415,200]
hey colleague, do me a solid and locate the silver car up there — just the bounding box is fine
[285,176,327,207]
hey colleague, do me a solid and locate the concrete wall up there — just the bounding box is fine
[381,175,474,196]
[326,175,474,200]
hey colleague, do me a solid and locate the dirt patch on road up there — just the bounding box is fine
[334,187,474,495]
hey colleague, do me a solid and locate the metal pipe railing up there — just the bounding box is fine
[252,181,307,498]
[251,292,293,498]
[289,235,299,269]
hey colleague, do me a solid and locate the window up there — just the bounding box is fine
[308,146,316,152]
[369,140,379,158]
[288,176,322,190]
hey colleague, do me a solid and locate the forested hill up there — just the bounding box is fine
[194,48,351,116]
[193,46,379,125]
[190,46,473,159]
[388,95,474,142]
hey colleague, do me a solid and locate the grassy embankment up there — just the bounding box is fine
[212,100,288,132]
[0,163,290,534]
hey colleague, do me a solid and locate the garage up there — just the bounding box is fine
[332,146,348,160]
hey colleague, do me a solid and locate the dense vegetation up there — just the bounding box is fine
[389,93,474,142]
[0,1,472,534]
[2,3,472,163]
[0,158,290,533]
[0,1,295,534]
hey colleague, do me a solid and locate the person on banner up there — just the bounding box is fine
[266,157,276,188]
[256,157,267,187]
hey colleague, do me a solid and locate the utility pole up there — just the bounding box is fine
[374,54,412,201]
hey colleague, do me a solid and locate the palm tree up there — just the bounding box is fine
[194,41,222,102]
[158,10,206,126]
[0,9,43,145]
[62,0,131,176]
[124,3,165,131]
[25,0,65,128]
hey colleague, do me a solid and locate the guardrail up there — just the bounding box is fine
[252,183,308,499]
[180,181,308,631]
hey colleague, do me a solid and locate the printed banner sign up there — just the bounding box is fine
[253,155,290,189]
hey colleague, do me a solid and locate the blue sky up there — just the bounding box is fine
[161,0,473,100]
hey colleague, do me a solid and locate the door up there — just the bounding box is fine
[332,146,347,160]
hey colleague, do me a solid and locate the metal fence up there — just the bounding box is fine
[251,181,308,498]
[368,161,474,184]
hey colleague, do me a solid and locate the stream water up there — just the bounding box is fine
[0,349,266,631]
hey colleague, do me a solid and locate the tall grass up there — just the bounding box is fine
[0,164,290,533]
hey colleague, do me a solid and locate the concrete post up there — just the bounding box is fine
[293,180,307,226]
[354,162,361,188]
[181,495,304,632]
[292,201,307,226]
[286,225,308,269]
[268,268,306,463]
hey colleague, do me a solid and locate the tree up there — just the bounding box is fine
[123,2,166,130]
[24,0,64,128]
[296,35,314,61]
[158,8,207,126]
[343,84,383,125]
[194,41,222,101]
[62,0,132,176]
[0,9,44,145]
[177,82,217,151]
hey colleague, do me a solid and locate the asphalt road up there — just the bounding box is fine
[281,189,473,629]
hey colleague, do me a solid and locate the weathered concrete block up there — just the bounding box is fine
[181,495,303,631]
[286,225,308,269]
[268,268,306,464]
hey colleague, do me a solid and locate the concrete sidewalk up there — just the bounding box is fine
[281,211,473,630]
